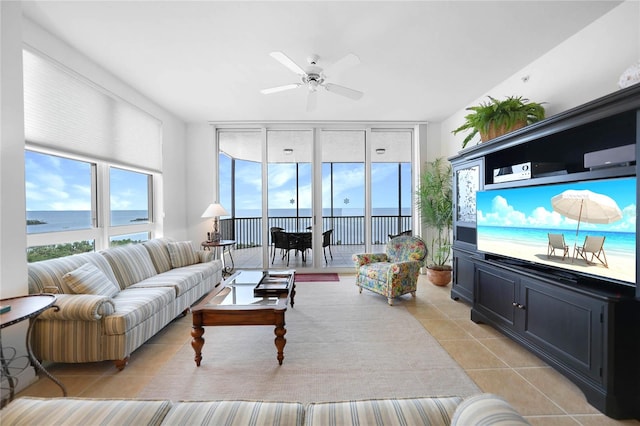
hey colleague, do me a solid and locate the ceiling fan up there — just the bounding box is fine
[260,51,363,112]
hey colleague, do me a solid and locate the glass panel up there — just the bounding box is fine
[25,150,94,234]
[456,165,479,223]
[267,130,312,268]
[110,167,150,226]
[27,240,95,262]
[321,130,365,266]
[219,130,262,267]
[110,232,150,247]
[370,130,413,244]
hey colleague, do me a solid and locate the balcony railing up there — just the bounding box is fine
[219,216,411,248]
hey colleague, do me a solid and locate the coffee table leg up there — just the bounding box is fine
[290,282,296,308]
[191,325,205,366]
[274,315,287,365]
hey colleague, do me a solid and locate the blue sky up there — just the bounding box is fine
[220,154,412,216]
[477,177,637,232]
[27,149,412,215]
[25,151,149,211]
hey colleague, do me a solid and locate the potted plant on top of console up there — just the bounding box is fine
[417,157,453,286]
[453,95,546,149]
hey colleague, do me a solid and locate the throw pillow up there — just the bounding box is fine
[167,241,199,268]
[62,263,120,297]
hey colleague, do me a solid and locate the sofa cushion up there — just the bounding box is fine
[451,393,530,425]
[101,244,158,289]
[304,396,463,426]
[103,286,175,335]
[143,238,173,274]
[28,252,119,295]
[63,263,120,297]
[0,397,171,426]
[167,241,199,268]
[129,268,203,297]
[162,400,305,426]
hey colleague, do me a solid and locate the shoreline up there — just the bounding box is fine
[478,237,635,284]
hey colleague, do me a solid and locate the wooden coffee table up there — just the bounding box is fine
[191,270,295,366]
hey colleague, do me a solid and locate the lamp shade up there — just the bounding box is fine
[201,203,229,218]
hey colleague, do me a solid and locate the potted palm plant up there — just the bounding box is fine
[417,158,453,286]
[453,95,545,149]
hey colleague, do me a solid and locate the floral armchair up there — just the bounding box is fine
[352,236,428,305]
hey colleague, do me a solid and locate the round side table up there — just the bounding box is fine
[1,294,67,407]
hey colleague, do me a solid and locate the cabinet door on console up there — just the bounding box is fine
[452,249,475,303]
[475,264,518,327]
[520,278,604,384]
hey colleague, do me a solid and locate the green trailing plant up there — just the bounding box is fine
[452,95,545,149]
[417,158,453,270]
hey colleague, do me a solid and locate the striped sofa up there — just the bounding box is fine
[1,394,529,425]
[27,238,222,370]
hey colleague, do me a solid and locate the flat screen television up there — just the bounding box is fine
[476,176,637,287]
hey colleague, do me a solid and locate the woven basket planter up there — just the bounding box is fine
[480,119,527,142]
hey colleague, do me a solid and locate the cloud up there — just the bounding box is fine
[479,195,527,226]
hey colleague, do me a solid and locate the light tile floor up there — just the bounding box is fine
[15,275,640,425]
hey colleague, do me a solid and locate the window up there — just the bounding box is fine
[26,150,95,234]
[25,150,156,261]
[109,167,151,226]
[23,48,162,261]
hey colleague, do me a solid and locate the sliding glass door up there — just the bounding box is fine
[217,125,417,271]
[320,130,366,265]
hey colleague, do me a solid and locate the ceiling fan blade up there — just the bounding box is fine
[324,83,364,100]
[306,90,318,112]
[270,51,306,76]
[323,53,360,77]
[260,83,301,95]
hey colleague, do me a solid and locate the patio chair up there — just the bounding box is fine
[269,226,285,257]
[547,233,569,260]
[575,235,608,267]
[352,235,427,305]
[272,230,296,266]
[388,230,412,240]
[322,229,333,264]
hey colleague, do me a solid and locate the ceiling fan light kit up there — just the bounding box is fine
[261,51,363,111]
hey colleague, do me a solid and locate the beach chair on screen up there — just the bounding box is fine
[574,235,608,268]
[547,233,569,261]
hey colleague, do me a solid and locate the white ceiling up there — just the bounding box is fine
[21,1,622,124]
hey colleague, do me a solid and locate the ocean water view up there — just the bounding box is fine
[26,208,412,246]
[27,210,149,234]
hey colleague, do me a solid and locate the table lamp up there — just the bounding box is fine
[201,203,229,242]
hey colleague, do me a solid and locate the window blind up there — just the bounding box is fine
[23,49,162,172]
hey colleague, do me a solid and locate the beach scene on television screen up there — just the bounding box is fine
[477,177,636,284]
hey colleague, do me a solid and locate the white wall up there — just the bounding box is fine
[186,123,217,244]
[439,0,640,159]
[0,0,35,396]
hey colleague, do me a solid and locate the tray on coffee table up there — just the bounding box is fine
[253,272,293,297]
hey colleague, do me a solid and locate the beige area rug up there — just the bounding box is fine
[139,278,480,403]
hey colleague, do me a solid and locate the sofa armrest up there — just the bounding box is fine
[352,253,388,267]
[38,294,116,321]
[197,250,215,263]
[451,394,530,425]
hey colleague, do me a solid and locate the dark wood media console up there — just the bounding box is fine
[449,84,640,419]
